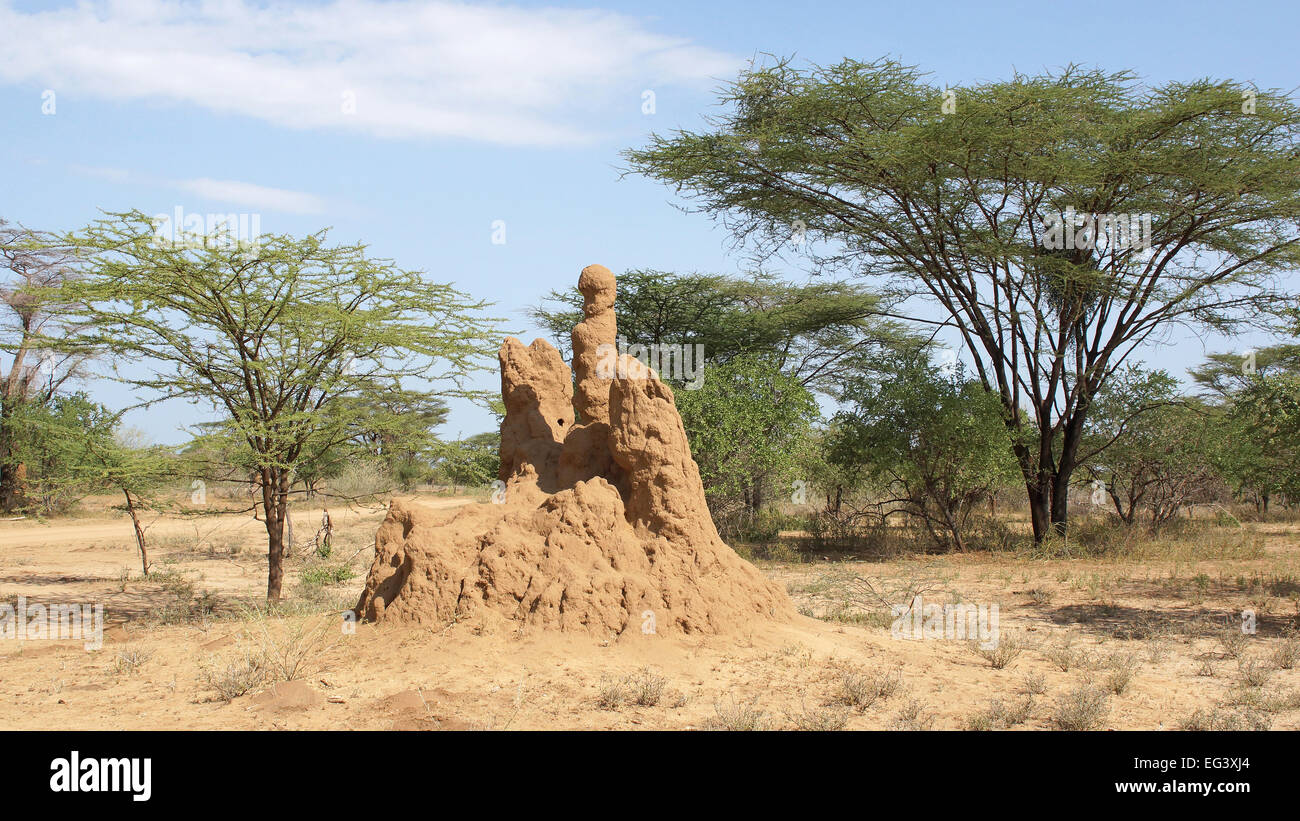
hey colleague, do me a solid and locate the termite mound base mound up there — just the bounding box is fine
[353,264,792,636]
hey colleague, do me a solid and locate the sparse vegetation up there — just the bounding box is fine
[200,652,269,701]
[970,633,1026,670]
[834,666,904,711]
[966,695,1035,730]
[706,695,767,731]
[1051,685,1110,730]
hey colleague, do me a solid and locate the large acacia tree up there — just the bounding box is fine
[627,59,1300,541]
[65,211,499,600]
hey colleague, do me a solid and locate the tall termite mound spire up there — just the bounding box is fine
[571,263,617,424]
[353,265,792,635]
[557,264,622,488]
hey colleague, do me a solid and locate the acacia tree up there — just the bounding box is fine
[435,431,500,491]
[0,220,86,511]
[1231,369,1300,509]
[831,357,1019,551]
[674,353,819,526]
[1082,368,1222,525]
[67,211,499,600]
[627,59,1300,541]
[1190,343,1300,511]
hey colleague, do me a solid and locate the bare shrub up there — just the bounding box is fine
[1179,707,1271,731]
[244,611,342,682]
[201,652,268,701]
[113,647,152,676]
[1051,685,1109,730]
[706,694,767,731]
[1044,636,1090,672]
[834,666,904,711]
[889,698,935,730]
[1102,652,1140,695]
[625,668,666,707]
[966,695,1035,730]
[970,633,1026,669]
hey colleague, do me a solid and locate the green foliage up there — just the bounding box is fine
[1232,370,1300,502]
[11,392,116,511]
[532,268,902,398]
[675,354,818,524]
[63,211,501,599]
[831,357,1019,551]
[1082,368,1224,525]
[1191,341,1300,511]
[627,57,1300,540]
[435,430,500,489]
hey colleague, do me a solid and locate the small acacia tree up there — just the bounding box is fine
[1232,369,1300,508]
[674,353,818,526]
[1192,343,1300,511]
[1082,369,1223,525]
[831,357,1020,551]
[531,269,899,397]
[14,394,174,572]
[435,431,501,492]
[66,211,499,600]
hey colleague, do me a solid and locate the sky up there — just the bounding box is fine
[1,0,1297,443]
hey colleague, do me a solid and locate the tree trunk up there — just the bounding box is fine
[123,490,149,575]
[1026,478,1051,543]
[0,459,26,512]
[286,512,295,559]
[0,406,27,511]
[1049,475,1070,536]
[262,467,289,602]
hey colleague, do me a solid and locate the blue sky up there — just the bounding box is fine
[1,0,1296,443]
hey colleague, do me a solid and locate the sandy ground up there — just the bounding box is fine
[2,494,1299,730]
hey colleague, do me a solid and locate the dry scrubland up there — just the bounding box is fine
[2,490,1299,731]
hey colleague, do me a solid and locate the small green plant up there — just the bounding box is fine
[300,562,355,588]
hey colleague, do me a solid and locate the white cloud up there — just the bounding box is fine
[69,164,133,184]
[0,0,739,146]
[68,164,329,214]
[173,177,327,214]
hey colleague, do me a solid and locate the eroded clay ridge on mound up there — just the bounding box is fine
[353,264,793,635]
